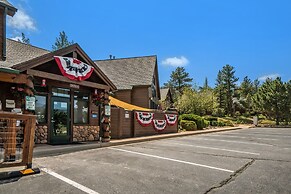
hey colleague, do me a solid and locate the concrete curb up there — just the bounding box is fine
[33,126,248,158]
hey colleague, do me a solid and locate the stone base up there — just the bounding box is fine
[73,125,100,142]
[35,125,48,144]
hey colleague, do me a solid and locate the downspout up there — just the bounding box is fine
[2,7,7,61]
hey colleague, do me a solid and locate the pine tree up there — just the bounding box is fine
[220,64,239,116]
[52,31,74,51]
[215,70,225,110]
[239,76,254,114]
[201,77,211,91]
[253,77,288,125]
[164,67,193,95]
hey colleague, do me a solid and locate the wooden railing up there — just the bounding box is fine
[0,112,36,168]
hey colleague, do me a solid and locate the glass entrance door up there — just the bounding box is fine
[50,97,70,144]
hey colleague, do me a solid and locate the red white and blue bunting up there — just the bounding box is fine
[153,119,167,131]
[54,56,94,81]
[136,111,154,126]
[165,114,178,126]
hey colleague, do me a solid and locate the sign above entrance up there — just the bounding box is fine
[54,56,94,81]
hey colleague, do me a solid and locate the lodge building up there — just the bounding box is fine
[0,0,178,145]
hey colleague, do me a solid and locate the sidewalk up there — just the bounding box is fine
[33,125,251,158]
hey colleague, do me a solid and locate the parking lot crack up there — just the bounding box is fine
[204,159,255,194]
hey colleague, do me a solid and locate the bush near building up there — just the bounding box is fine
[180,120,197,131]
[179,114,209,130]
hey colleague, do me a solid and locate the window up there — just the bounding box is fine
[35,95,47,123]
[74,92,89,124]
[52,88,70,98]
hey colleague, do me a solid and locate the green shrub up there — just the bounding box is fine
[211,121,218,126]
[259,119,276,125]
[236,116,253,124]
[204,120,210,128]
[180,120,197,131]
[212,108,225,117]
[218,118,235,127]
[204,116,218,122]
[217,121,225,126]
[258,114,267,120]
[179,114,205,130]
[235,111,241,117]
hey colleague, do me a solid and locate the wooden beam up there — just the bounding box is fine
[27,69,110,90]
[0,72,28,83]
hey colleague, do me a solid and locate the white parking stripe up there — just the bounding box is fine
[108,147,234,173]
[41,168,99,194]
[193,138,274,146]
[225,132,291,137]
[168,142,260,155]
[208,134,278,141]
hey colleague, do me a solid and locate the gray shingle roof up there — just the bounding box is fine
[160,88,169,101]
[95,56,157,90]
[0,39,50,69]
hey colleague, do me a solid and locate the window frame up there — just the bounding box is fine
[73,91,89,125]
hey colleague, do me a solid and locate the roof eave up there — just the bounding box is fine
[0,2,17,16]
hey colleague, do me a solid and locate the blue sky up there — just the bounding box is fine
[7,0,291,87]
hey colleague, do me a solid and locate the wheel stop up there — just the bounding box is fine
[0,168,40,180]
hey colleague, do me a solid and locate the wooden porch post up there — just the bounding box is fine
[101,90,110,142]
[4,119,17,161]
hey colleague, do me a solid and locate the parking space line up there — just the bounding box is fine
[108,147,234,173]
[168,142,260,155]
[224,132,291,137]
[207,134,278,141]
[41,168,99,194]
[193,138,274,146]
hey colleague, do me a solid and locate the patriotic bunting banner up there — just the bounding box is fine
[54,56,94,81]
[136,111,154,126]
[165,114,178,125]
[153,119,167,131]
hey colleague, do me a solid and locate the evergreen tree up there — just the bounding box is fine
[214,70,225,110]
[220,64,239,116]
[253,77,288,125]
[240,76,253,97]
[239,76,254,114]
[164,67,193,95]
[200,77,211,91]
[52,31,74,51]
[253,79,260,94]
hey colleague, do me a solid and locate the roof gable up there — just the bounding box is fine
[160,88,173,102]
[95,56,157,90]
[10,43,116,90]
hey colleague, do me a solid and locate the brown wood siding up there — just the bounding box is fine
[110,107,120,138]
[0,8,4,60]
[110,107,133,139]
[131,86,150,108]
[89,102,99,126]
[133,111,178,137]
[114,90,132,104]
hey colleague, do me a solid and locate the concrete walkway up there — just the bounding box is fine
[33,125,251,158]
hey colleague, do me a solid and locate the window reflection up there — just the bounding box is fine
[74,92,89,124]
[35,95,47,123]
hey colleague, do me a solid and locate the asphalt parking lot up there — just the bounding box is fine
[0,127,291,194]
